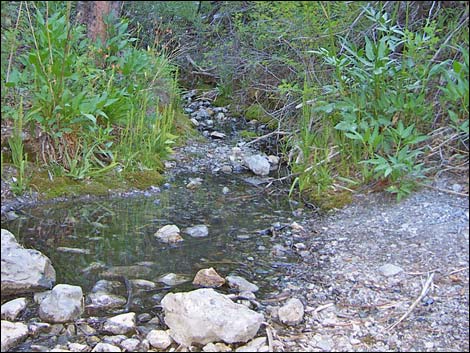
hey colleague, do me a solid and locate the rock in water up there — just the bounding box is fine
[1,229,56,296]
[193,268,225,288]
[161,288,264,346]
[38,284,84,323]
[225,275,259,293]
[184,225,209,238]
[244,155,270,176]
[154,225,183,243]
[103,312,136,335]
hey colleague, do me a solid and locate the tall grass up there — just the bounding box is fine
[2,2,182,191]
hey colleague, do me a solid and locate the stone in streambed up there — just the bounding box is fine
[161,288,264,346]
[193,268,225,288]
[38,284,84,323]
[244,155,270,176]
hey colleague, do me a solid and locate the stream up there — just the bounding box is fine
[2,89,317,321]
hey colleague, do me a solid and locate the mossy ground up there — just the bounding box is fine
[28,168,164,200]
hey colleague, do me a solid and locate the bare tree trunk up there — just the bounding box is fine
[76,1,122,44]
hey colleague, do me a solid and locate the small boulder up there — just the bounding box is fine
[226,275,259,293]
[86,292,127,311]
[193,268,225,288]
[91,342,121,352]
[154,225,183,244]
[103,313,136,335]
[244,155,270,176]
[1,298,28,321]
[379,264,403,277]
[157,273,191,286]
[278,298,304,325]
[1,320,29,351]
[184,225,209,238]
[161,288,264,346]
[1,229,56,296]
[147,329,172,350]
[39,284,84,323]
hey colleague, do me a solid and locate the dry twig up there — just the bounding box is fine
[387,273,435,331]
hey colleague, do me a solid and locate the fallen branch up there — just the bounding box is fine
[243,131,288,147]
[262,322,275,352]
[387,273,435,331]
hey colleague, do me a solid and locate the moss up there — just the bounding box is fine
[310,190,353,211]
[123,170,164,189]
[213,95,232,107]
[29,168,164,199]
[244,103,272,123]
[240,130,259,139]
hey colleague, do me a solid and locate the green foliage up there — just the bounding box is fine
[8,97,30,195]
[439,45,469,137]
[2,2,182,189]
[290,4,453,200]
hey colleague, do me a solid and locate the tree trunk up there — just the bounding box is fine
[76,1,122,44]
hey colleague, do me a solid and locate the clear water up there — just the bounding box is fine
[3,172,305,314]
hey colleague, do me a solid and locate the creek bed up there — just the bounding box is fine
[3,172,310,316]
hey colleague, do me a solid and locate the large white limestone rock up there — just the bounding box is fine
[161,288,264,346]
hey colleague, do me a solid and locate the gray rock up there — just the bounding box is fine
[226,275,259,293]
[154,225,183,244]
[202,342,232,352]
[33,290,52,305]
[28,322,51,336]
[91,280,122,293]
[210,131,226,139]
[147,329,172,350]
[39,284,84,323]
[157,273,191,286]
[267,155,280,165]
[316,337,333,351]
[119,338,141,352]
[161,288,264,346]
[193,268,226,288]
[1,298,28,321]
[102,335,127,345]
[244,155,270,176]
[222,187,230,194]
[278,298,304,325]
[1,320,29,351]
[86,292,127,310]
[129,279,156,291]
[103,313,136,335]
[379,264,403,277]
[68,342,89,352]
[1,229,56,296]
[91,343,121,352]
[184,225,209,238]
[81,262,107,274]
[235,337,267,352]
[186,177,203,189]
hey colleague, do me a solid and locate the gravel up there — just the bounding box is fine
[269,175,469,352]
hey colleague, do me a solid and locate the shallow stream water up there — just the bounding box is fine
[4,171,306,315]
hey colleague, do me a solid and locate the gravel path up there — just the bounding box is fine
[270,176,469,352]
